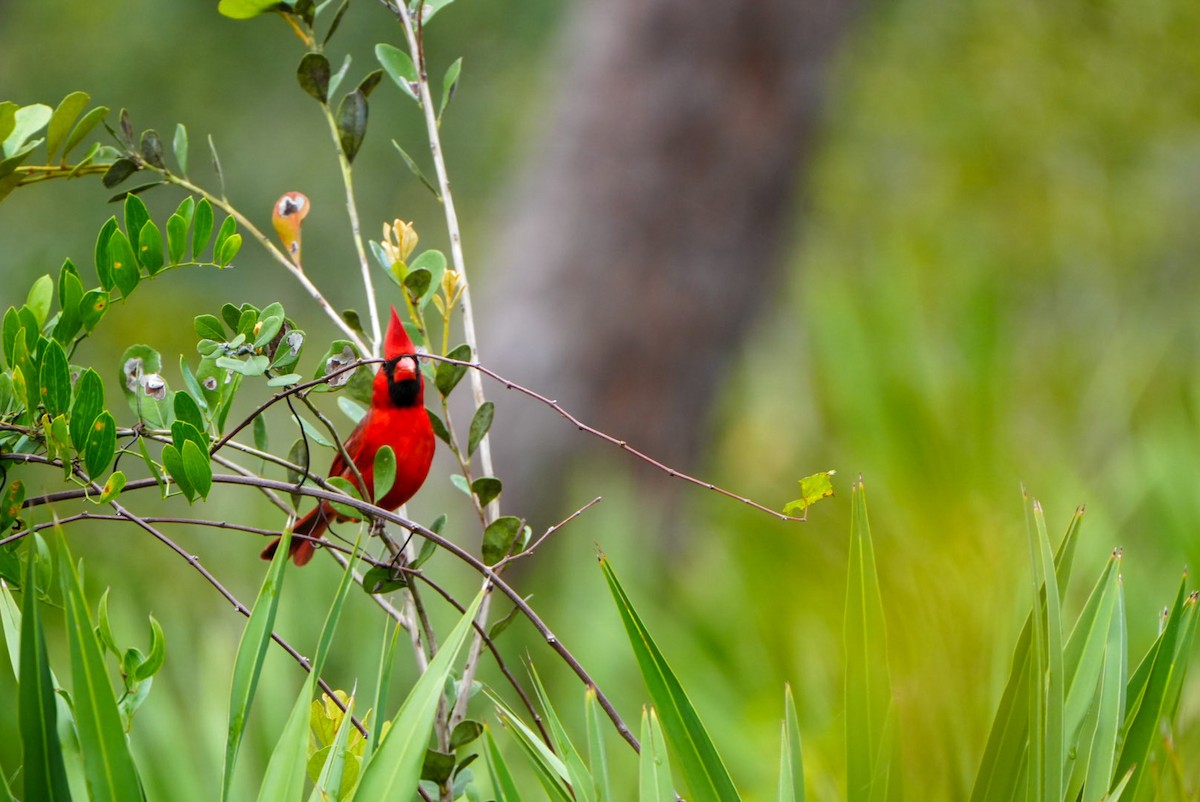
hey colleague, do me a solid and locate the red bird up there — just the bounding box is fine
[262,307,435,565]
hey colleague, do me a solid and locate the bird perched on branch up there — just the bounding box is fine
[262,306,435,565]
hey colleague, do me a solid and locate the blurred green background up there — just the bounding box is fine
[4,0,1200,798]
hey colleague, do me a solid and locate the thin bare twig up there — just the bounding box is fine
[425,354,807,523]
[499,496,603,568]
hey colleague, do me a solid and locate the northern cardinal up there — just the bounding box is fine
[262,307,435,565]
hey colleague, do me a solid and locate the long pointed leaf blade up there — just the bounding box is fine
[528,663,596,802]
[639,707,675,802]
[778,684,805,802]
[486,688,572,801]
[970,504,1083,802]
[600,554,740,802]
[1029,499,1065,801]
[1082,577,1126,802]
[845,479,893,801]
[355,589,485,797]
[585,687,612,802]
[483,724,525,802]
[259,542,359,801]
[59,534,143,801]
[309,689,357,801]
[19,547,72,800]
[222,527,292,802]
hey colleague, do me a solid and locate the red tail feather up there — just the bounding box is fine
[260,504,330,566]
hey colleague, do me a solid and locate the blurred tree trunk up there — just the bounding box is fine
[478,0,858,525]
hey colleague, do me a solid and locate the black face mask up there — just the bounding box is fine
[384,355,422,408]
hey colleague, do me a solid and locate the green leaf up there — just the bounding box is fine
[107,229,140,299]
[1,306,17,367]
[161,444,194,502]
[62,105,109,161]
[174,390,206,432]
[216,354,270,377]
[783,470,836,516]
[408,249,446,308]
[779,685,805,802]
[53,260,84,344]
[222,526,293,802]
[4,103,51,154]
[166,213,187,264]
[327,477,363,519]
[845,479,893,802]
[468,400,494,457]
[253,315,283,349]
[173,122,189,175]
[356,590,485,797]
[217,0,283,19]
[84,411,117,478]
[435,343,471,397]
[297,52,332,103]
[182,439,213,500]
[416,0,458,25]
[58,532,143,800]
[472,476,502,508]
[427,408,451,445]
[138,220,164,275]
[46,92,90,161]
[528,663,596,802]
[338,396,367,424]
[214,215,237,258]
[483,725,525,802]
[1114,574,1196,797]
[374,444,396,502]
[130,615,166,682]
[193,198,214,260]
[486,691,572,801]
[640,707,675,802]
[26,273,53,326]
[392,139,440,197]
[482,515,522,565]
[601,553,741,802]
[124,193,150,256]
[335,90,368,163]
[357,68,384,98]
[99,470,127,504]
[216,233,242,266]
[79,289,110,331]
[260,546,358,802]
[403,267,431,304]
[1024,496,1065,802]
[94,216,119,290]
[194,314,227,341]
[1081,578,1126,802]
[38,338,71,417]
[585,688,612,802]
[362,564,407,594]
[252,414,268,454]
[19,547,73,801]
[439,58,463,119]
[375,43,419,103]
[69,368,105,452]
[0,480,24,533]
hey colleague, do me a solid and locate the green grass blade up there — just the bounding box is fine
[354,588,485,798]
[19,546,72,801]
[1062,550,1121,758]
[483,724,525,802]
[222,527,292,802]
[528,662,596,802]
[261,537,360,800]
[585,687,612,802]
[600,553,741,802]
[1026,497,1065,801]
[970,505,1083,802]
[1114,574,1191,797]
[256,674,315,802]
[640,707,675,802]
[778,684,805,802]
[366,617,403,763]
[0,581,22,679]
[845,479,893,802]
[58,535,143,801]
[486,687,573,801]
[1082,577,1126,802]
[1103,766,1134,801]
